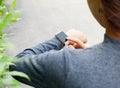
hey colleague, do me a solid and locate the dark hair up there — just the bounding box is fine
[101,0,120,30]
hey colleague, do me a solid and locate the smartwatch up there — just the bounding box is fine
[55,31,68,44]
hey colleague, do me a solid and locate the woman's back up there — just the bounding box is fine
[65,35,120,88]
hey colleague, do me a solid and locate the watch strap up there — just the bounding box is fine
[55,31,68,43]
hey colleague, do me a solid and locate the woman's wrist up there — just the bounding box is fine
[55,31,68,45]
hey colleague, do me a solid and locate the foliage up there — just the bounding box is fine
[0,0,30,88]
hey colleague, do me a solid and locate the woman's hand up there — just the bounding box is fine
[66,29,89,49]
[66,37,89,49]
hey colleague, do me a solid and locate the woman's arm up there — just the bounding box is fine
[16,37,62,58]
[17,29,88,58]
[10,48,67,88]
[10,30,88,87]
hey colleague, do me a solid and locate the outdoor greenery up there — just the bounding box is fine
[0,0,30,88]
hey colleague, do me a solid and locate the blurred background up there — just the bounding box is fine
[7,0,105,88]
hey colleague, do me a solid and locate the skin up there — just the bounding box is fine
[87,0,120,40]
[66,0,120,49]
[87,0,107,27]
[66,29,89,49]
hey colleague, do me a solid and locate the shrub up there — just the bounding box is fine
[0,0,29,88]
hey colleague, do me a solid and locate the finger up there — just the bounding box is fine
[68,45,75,49]
[83,38,88,44]
[67,40,74,45]
[67,37,86,48]
[73,43,78,48]
[84,43,90,48]
[73,43,85,49]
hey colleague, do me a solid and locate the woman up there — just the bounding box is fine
[10,0,120,88]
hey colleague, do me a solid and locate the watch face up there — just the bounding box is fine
[56,32,67,43]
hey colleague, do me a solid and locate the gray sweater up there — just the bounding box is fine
[10,35,120,88]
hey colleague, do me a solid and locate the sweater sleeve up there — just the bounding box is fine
[16,38,62,58]
[10,38,67,88]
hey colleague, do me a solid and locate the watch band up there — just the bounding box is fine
[55,31,68,43]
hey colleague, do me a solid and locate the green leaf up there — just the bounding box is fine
[0,0,23,87]
[8,71,30,81]
[11,11,20,22]
[0,48,5,51]
[6,62,16,66]
[0,13,13,34]
[11,0,16,10]
[1,77,20,87]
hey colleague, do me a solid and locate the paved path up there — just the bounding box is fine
[7,0,105,87]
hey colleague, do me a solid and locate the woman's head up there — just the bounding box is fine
[87,0,120,31]
[102,0,120,31]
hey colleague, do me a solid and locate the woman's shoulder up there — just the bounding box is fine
[62,43,108,72]
[64,43,104,56]
[62,43,109,64]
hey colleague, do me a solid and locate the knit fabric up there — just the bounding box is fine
[10,35,120,88]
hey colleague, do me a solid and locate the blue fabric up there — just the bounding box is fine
[10,35,120,88]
